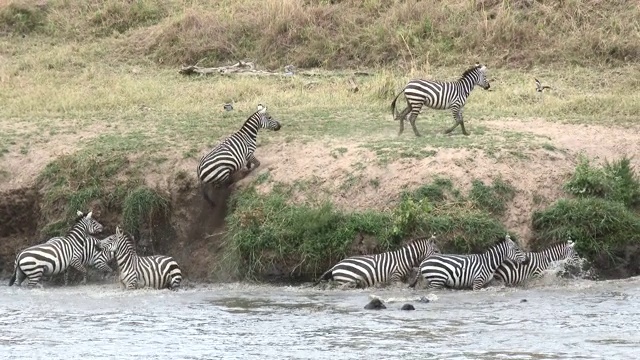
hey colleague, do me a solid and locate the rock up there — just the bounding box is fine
[520,299,528,303]
[400,304,415,311]
[364,298,386,310]
[418,296,430,303]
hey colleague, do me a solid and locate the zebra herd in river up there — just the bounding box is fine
[10,64,572,291]
[9,211,182,290]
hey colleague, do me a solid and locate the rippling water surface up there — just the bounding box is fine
[1,272,639,360]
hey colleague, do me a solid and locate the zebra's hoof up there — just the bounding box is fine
[364,298,386,310]
[463,132,470,136]
[401,304,415,311]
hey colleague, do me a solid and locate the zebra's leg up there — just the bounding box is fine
[26,270,45,288]
[246,154,261,171]
[408,109,423,137]
[69,260,89,285]
[444,109,461,134]
[457,109,470,136]
[396,106,412,136]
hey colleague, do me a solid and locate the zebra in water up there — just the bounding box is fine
[45,233,116,285]
[197,105,281,206]
[493,238,579,286]
[9,211,104,288]
[98,226,182,290]
[390,63,491,137]
[409,235,527,291]
[315,235,441,288]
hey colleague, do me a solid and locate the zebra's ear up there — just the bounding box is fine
[86,211,93,219]
[77,210,83,216]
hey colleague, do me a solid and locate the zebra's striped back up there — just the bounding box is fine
[99,226,182,290]
[317,235,441,288]
[197,107,281,185]
[494,239,579,286]
[10,211,104,287]
[43,234,115,284]
[411,235,527,291]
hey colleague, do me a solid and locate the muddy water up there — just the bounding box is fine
[1,273,639,360]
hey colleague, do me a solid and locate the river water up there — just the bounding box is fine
[1,270,639,360]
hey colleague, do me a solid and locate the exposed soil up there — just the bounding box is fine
[1,117,639,282]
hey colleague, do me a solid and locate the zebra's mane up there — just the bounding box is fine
[459,64,483,80]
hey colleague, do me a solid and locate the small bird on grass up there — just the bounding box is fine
[223,103,234,111]
[535,78,552,92]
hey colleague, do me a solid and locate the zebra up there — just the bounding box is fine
[493,238,579,286]
[390,63,491,137]
[197,106,281,206]
[44,234,116,285]
[409,234,527,291]
[98,225,182,290]
[315,235,441,288]
[9,211,104,288]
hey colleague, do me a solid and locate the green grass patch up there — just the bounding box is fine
[225,178,515,281]
[122,186,170,238]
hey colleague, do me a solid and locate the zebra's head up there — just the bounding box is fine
[503,234,527,264]
[411,234,441,266]
[255,106,281,131]
[564,238,580,264]
[98,226,127,253]
[463,63,490,91]
[76,210,104,235]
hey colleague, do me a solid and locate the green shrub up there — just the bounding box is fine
[532,197,640,270]
[0,2,47,34]
[564,155,640,209]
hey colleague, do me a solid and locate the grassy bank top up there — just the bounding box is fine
[1,0,639,69]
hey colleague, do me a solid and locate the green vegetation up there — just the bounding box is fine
[36,151,169,239]
[226,177,516,280]
[533,157,640,277]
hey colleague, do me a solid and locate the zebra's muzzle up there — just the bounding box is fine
[273,122,282,131]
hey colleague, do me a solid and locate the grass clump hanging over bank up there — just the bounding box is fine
[533,156,640,278]
[36,148,170,239]
[225,177,514,281]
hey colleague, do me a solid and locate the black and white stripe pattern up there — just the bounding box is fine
[494,239,578,286]
[316,235,441,288]
[98,226,182,290]
[409,235,527,291]
[45,234,115,285]
[197,106,281,205]
[9,211,104,288]
[391,64,491,137]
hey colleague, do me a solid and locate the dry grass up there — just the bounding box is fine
[1,0,639,68]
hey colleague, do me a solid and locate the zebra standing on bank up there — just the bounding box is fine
[9,211,104,288]
[45,234,116,285]
[98,226,182,290]
[493,238,579,286]
[409,235,527,291]
[315,235,441,288]
[197,105,282,206]
[390,63,491,137]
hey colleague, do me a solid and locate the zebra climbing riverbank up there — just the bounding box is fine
[391,63,491,137]
[98,226,182,290]
[409,235,527,291]
[197,105,282,207]
[9,211,104,288]
[315,235,441,288]
[493,239,579,286]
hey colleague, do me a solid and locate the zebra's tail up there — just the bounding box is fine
[390,89,404,121]
[201,182,216,207]
[314,268,333,286]
[8,267,18,286]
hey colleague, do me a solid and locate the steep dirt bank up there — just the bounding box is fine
[1,118,639,283]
